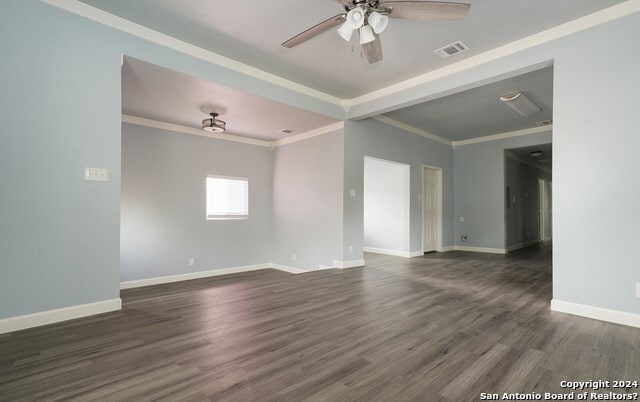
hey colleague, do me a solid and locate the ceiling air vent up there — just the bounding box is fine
[535,119,553,127]
[434,41,469,58]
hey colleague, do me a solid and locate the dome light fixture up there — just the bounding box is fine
[530,151,543,157]
[202,112,226,133]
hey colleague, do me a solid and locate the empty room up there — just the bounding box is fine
[1,1,639,400]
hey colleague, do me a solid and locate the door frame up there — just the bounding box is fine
[422,164,443,253]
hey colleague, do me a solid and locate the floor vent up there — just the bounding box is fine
[434,41,469,58]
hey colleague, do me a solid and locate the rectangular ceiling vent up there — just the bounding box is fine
[434,41,469,58]
[535,119,553,127]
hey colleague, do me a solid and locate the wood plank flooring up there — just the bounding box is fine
[1,244,639,401]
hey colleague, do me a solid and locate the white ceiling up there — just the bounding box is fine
[82,0,624,98]
[384,66,553,141]
[122,56,339,141]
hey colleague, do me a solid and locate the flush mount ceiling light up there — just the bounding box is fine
[281,1,470,64]
[202,112,226,133]
[530,151,543,157]
[499,92,541,117]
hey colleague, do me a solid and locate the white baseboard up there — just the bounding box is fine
[120,264,273,289]
[409,251,424,258]
[439,246,455,252]
[551,299,640,328]
[333,259,365,269]
[455,245,507,254]
[270,263,310,274]
[507,240,539,252]
[0,298,122,334]
[363,247,413,258]
[318,264,335,270]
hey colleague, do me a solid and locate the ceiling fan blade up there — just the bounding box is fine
[282,14,346,48]
[362,34,383,64]
[380,1,471,20]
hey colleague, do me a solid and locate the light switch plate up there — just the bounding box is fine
[349,189,356,198]
[85,167,108,182]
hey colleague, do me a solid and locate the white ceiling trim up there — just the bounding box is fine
[122,114,271,147]
[505,151,552,174]
[454,126,552,148]
[271,122,344,148]
[348,0,640,106]
[41,0,343,107]
[373,116,452,146]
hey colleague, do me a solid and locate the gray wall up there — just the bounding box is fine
[0,1,342,320]
[272,130,344,269]
[121,124,272,282]
[344,119,454,261]
[453,132,552,250]
[505,156,551,248]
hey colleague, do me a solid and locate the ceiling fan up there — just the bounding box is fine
[282,1,471,64]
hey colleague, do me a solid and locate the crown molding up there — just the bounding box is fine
[271,122,344,147]
[454,125,552,147]
[373,116,452,146]
[41,0,343,107]
[122,115,271,147]
[348,1,640,107]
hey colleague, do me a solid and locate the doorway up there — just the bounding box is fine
[538,178,552,241]
[363,156,411,257]
[422,165,443,253]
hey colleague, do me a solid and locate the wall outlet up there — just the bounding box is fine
[459,216,464,222]
[636,283,640,298]
[461,235,469,242]
[349,189,356,198]
[349,245,353,253]
[84,167,109,182]
[188,258,195,266]
[292,253,296,261]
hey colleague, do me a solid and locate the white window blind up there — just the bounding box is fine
[206,175,248,220]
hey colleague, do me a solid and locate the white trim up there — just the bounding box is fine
[363,247,413,258]
[506,240,540,253]
[0,298,122,334]
[120,264,274,289]
[270,263,311,274]
[271,122,344,147]
[410,251,424,258]
[122,115,271,147]
[373,116,452,146]
[439,246,456,252]
[454,126,552,147]
[551,299,640,329]
[41,0,343,107]
[318,264,335,270]
[455,246,507,254]
[333,259,365,269]
[349,2,640,106]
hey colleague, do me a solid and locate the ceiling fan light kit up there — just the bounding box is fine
[368,11,389,34]
[346,6,366,29]
[499,92,541,117]
[282,1,471,64]
[359,25,376,44]
[337,20,355,41]
[202,112,226,133]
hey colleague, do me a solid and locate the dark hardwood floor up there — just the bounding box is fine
[1,244,638,401]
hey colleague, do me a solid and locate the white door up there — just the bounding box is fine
[423,168,439,252]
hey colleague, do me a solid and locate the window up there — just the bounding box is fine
[206,175,248,220]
